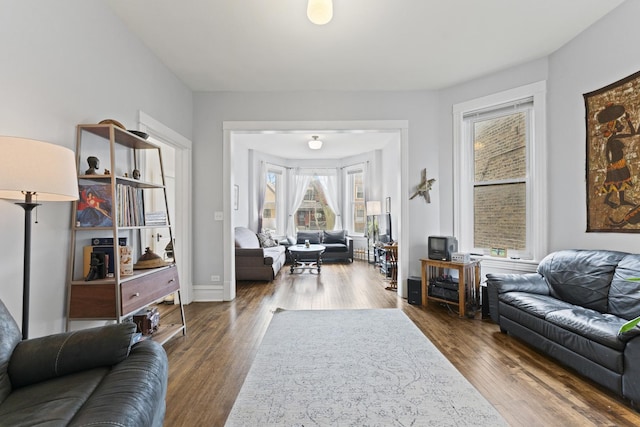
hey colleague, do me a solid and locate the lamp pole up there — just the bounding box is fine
[16,191,40,340]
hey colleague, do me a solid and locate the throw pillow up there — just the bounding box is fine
[297,231,321,244]
[323,230,346,244]
[257,231,278,248]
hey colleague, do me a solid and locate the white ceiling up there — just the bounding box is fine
[233,130,400,160]
[106,0,623,92]
[105,0,624,158]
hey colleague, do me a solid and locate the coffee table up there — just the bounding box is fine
[288,244,326,273]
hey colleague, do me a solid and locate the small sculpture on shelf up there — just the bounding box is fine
[85,156,100,175]
[132,169,141,180]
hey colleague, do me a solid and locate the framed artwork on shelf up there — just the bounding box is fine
[76,184,113,227]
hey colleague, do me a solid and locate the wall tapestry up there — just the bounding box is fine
[585,69,640,232]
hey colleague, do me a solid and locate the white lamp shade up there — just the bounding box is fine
[366,200,382,216]
[0,136,79,202]
[307,0,333,25]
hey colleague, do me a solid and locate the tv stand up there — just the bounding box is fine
[420,258,481,317]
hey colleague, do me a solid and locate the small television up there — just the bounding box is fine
[428,236,458,261]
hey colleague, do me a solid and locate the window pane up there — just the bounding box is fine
[262,171,279,232]
[350,171,365,233]
[295,177,335,231]
[474,112,526,182]
[474,183,526,250]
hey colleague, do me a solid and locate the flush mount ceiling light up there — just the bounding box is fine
[308,135,323,150]
[307,0,333,25]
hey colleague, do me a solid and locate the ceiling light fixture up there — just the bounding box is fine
[307,0,333,25]
[308,135,323,150]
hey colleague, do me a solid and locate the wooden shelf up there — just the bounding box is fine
[78,123,158,150]
[66,124,186,345]
[420,258,481,317]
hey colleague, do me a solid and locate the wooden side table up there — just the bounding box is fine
[420,258,481,317]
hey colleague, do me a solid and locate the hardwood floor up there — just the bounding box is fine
[162,261,640,426]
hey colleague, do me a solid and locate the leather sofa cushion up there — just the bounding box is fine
[609,254,640,319]
[537,249,626,312]
[0,368,108,425]
[9,323,135,389]
[499,292,575,318]
[499,307,624,373]
[297,231,321,244]
[323,243,348,253]
[323,230,346,244]
[545,308,626,351]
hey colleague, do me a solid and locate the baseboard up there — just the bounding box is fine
[193,284,225,301]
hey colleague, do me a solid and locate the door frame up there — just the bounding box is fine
[222,120,409,301]
[139,111,194,304]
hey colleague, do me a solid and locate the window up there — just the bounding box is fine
[454,82,547,260]
[262,165,285,234]
[344,164,366,234]
[295,176,336,231]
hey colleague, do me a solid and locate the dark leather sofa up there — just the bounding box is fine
[295,230,353,262]
[0,298,168,426]
[486,249,640,406]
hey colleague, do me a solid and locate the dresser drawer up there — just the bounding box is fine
[121,266,180,315]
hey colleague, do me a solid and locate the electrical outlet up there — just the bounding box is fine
[211,275,220,282]
[214,211,223,220]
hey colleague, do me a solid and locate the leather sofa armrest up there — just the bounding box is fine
[9,323,136,388]
[486,273,548,324]
[235,248,265,258]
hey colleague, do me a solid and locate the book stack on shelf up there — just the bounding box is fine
[116,184,145,227]
[145,211,167,226]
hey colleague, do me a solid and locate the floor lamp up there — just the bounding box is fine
[0,136,78,339]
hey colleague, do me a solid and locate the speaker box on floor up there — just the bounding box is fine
[407,276,422,305]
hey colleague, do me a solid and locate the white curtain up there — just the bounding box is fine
[317,173,342,230]
[257,161,267,232]
[286,169,311,237]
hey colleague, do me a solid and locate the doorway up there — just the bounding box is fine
[223,120,409,301]
[139,112,193,303]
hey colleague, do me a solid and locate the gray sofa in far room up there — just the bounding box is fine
[486,249,640,407]
[235,226,287,281]
[295,230,353,262]
[0,298,168,426]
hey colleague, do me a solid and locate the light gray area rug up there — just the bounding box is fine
[225,309,507,426]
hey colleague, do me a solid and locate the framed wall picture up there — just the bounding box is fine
[584,70,640,232]
[385,196,391,214]
[234,185,239,210]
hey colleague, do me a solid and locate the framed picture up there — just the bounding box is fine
[584,70,640,232]
[385,196,391,214]
[234,185,239,210]
[76,184,113,227]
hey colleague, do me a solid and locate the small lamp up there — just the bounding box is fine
[366,200,382,243]
[0,136,78,339]
[307,0,333,25]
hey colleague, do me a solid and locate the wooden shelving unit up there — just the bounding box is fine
[66,124,186,344]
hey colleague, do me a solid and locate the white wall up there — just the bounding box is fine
[0,0,192,336]
[193,91,439,296]
[436,1,640,261]
[547,0,640,253]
